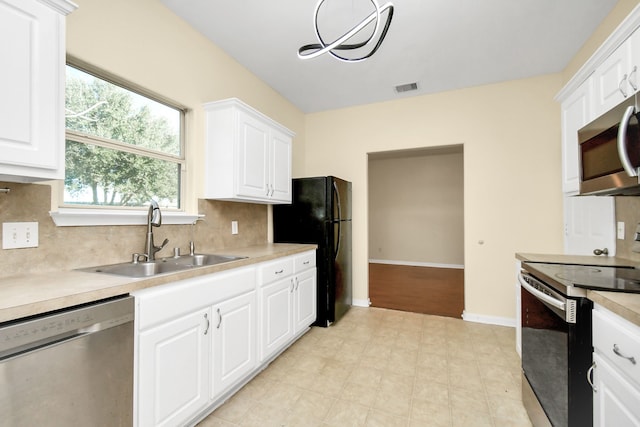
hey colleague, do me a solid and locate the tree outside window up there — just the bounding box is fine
[64,65,184,208]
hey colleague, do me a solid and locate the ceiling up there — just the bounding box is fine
[161,0,619,113]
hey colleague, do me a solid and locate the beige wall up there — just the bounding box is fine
[66,0,306,211]
[304,75,565,320]
[368,150,464,265]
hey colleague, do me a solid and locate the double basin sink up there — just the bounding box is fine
[80,253,246,278]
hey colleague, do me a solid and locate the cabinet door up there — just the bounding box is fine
[236,111,270,200]
[593,353,640,427]
[260,277,294,361]
[594,38,633,117]
[294,269,317,334]
[212,291,257,398]
[270,129,292,203]
[564,195,615,256]
[561,77,592,194]
[630,29,640,93]
[138,308,211,427]
[0,0,68,181]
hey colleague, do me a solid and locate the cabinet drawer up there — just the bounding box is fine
[593,307,640,386]
[259,257,294,285]
[134,266,256,330]
[295,251,316,273]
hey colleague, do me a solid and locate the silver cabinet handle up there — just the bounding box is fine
[275,269,284,275]
[295,277,299,291]
[216,308,222,329]
[587,361,597,392]
[613,344,637,365]
[303,260,310,265]
[270,184,274,197]
[290,278,294,293]
[618,105,638,177]
[630,66,638,91]
[204,313,210,335]
[620,73,629,97]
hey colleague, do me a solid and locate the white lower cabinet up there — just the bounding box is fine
[259,250,316,362]
[593,352,640,426]
[138,308,211,427]
[260,276,295,361]
[211,291,256,398]
[133,251,316,427]
[294,268,317,333]
[592,304,640,427]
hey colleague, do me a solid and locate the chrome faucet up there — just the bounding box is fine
[144,200,169,261]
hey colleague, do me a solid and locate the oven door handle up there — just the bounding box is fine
[518,273,566,312]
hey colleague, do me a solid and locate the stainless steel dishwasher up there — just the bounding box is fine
[0,295,134,426]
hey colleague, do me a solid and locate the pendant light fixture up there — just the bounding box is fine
[298,0,394,63]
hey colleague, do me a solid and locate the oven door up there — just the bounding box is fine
[519,272,593,427]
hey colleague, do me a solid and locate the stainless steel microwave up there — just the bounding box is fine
[578,97,640,195]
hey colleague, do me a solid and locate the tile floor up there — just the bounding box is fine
[198,307,532,427]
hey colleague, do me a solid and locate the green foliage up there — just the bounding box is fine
[65,76,180,207]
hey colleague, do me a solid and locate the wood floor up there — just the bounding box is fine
[369,262,464,318]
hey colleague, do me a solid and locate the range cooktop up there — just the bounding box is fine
[523,262,640,294]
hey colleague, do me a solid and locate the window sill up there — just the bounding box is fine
[50,209,203,227]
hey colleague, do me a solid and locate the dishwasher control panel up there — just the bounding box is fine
[0,295,133,359]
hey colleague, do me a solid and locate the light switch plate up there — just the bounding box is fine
[2,222,38,249]
[231,221,238,235]
[618,221,625,240]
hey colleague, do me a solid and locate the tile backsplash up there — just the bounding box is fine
[615,196,640,262]
[0,182,267,278]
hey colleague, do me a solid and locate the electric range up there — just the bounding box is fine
[523,262,640,297]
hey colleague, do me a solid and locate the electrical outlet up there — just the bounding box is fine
[231,220,238,235]
[618,221,626,240]
[3,222,39,249]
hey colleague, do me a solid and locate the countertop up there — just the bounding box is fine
[517,252,640,326]
[0,243,316,323]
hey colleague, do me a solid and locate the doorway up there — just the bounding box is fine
[367,145,464,318]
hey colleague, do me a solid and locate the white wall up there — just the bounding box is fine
[305,75,565,321]
[368,149,464,266]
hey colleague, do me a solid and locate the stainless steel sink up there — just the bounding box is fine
[172,253,244,267]
[79,254,246,278]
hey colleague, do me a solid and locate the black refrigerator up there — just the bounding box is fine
[273,176,352,327]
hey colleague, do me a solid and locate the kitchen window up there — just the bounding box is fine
[63,61,185,210]
[50,60,199,226]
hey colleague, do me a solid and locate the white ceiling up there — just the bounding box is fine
[161,0,619,113]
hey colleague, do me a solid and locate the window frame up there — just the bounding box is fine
[51,56,198,226]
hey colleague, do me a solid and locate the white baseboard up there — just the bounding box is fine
[352,298,371,307]
[462,310,516,328]
[368,259,464,269]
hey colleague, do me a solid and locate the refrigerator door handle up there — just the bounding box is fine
[333,180,341,260]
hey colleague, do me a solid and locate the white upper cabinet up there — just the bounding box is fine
[593,36,634,116]
[204,98,293,204]
[0,0,76,182]
[561,77,593,194]
[593,26,640,118]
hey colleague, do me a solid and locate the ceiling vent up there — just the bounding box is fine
[395,82,418,93]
